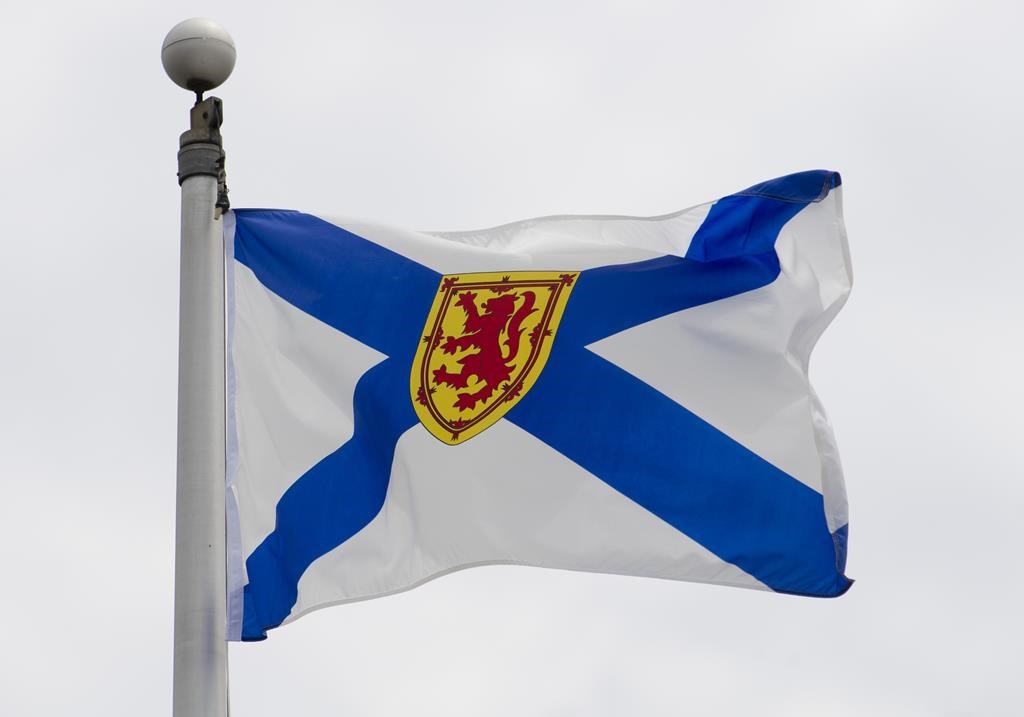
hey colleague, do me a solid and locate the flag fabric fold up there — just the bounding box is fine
[225,170,853,642]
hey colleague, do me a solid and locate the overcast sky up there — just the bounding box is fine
[2,1,1022,715]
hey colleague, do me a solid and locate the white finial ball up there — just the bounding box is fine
[162,18,236,92]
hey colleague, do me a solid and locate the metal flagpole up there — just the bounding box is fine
[162,18,236,717]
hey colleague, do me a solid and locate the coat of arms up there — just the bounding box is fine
[411,271,578,444]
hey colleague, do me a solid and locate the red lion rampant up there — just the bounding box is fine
[433,290,537,411]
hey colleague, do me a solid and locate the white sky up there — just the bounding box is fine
[1,1,1022,715]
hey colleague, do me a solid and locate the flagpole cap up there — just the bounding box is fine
[162,18,236,93]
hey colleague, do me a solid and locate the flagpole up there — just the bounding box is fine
[163,19,236,717]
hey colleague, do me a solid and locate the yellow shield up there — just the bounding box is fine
[411,271,578,444]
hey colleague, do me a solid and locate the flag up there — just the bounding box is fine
[225,170,853,641]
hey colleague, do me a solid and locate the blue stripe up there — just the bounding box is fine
[241,358,418,640]
[235,172,850,639]
[685,171,840,263]
[559,252,779,346]
[507,347,852,597]
[233,210,440,356]
[737,169,841,203]
[561,169,837,346]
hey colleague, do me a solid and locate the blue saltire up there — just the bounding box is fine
[233,170,851,641]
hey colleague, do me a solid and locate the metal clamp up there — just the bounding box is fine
[177,97,230,211]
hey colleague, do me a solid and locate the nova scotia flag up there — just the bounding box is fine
[225,170,853,641]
